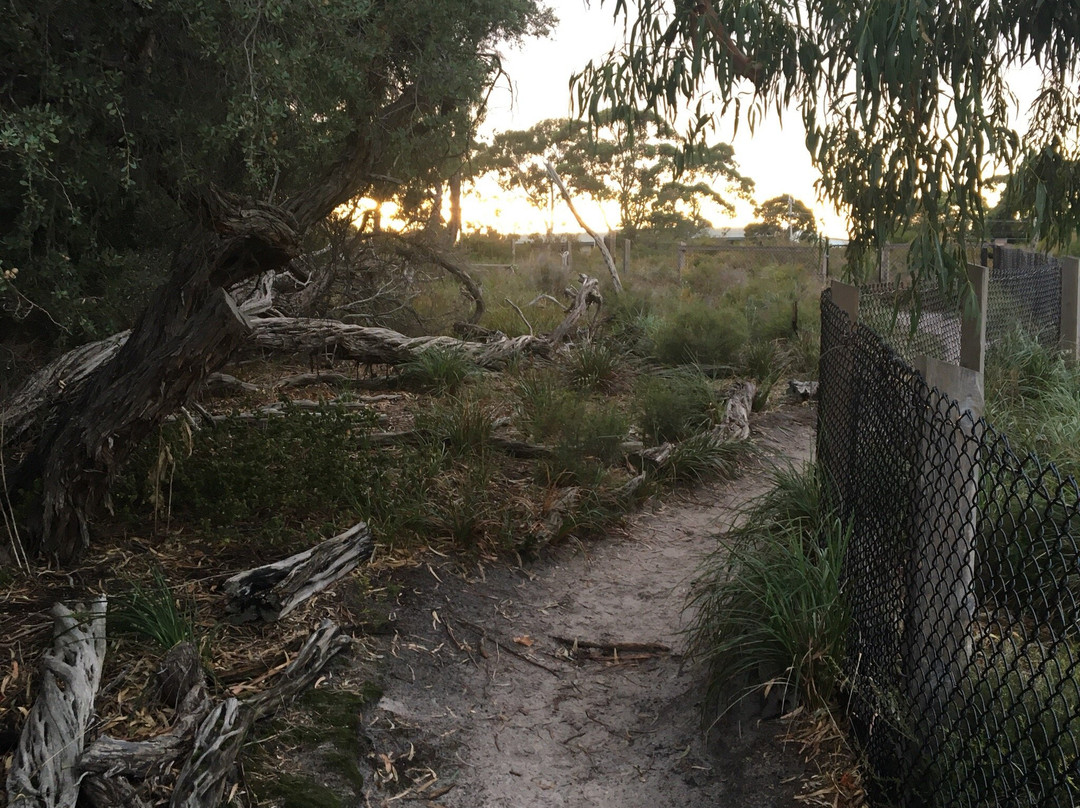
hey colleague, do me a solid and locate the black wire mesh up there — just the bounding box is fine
[858,281,963,365]
[855,246,1063,368]
[987,246,1063,346]
[820,289,1080,808]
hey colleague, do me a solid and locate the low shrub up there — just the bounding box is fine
[116,402,381,545]
[651,300,748,366]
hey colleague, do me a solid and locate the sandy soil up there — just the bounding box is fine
[357,403,818,808]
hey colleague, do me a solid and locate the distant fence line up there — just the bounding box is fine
[819,246,1080,807]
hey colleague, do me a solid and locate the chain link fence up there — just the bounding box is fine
[819,248,1080,807]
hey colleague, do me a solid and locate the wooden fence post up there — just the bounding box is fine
[622,238,631,278]
[1060,256,1080,360]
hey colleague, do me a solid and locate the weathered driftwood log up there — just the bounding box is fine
[7,597,107,808]
[715,381,755,442]
[223,522,374,622]
[549,275,603,345]
[80,678,210,781]
[169,699,252,808]
[245,620,349,719]
[170,621,347,807]
[202,373,260,397]
[248,317,549,370]
[80,623,346,808]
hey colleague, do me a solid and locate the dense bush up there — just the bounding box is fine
[651,300,748,366]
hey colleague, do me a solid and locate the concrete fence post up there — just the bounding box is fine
[908,269,986,732]
[1060,256,1080,360]
[960,263,989,375]
[677,242,687,283]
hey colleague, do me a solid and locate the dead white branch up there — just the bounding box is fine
[7,597,107,808]
[223,522,374,622]
[544,161,622,293]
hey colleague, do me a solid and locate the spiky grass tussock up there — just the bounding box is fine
[688,464,849,715]
[399,346,480,395]
[110,567,201,652]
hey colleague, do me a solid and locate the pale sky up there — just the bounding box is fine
[472,0,1050,242]
[475,0,850,239]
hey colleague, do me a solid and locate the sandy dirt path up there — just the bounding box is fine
[359,404,818,807]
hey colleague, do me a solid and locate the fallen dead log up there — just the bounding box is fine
[80,677,210,782]
[715,381,754,442]
[548,275,602,345]
[223,522,373,622]
[77,623,347,808]
[7,597,107,808]
[244,620,350,719]
[170,621,348,807]
[169,699,252,808]
[202,373,260,397]
[552,636,672,661]
[248,317,549,369]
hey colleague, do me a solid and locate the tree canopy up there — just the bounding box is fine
[572,0,1080,294]
[472,111,751,236]
[0,0,552,346]
[744,195,817,242]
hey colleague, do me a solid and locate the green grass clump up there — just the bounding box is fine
[635,368,718,444]
[562,339,631,393]
[652,299,748,366]
[738,339,790,411]
[688,464,849,713]
[414,393,496,456]
[398,346,479,395]
[985,328,1080,480]
[657,432,748,486]
[110,567,200,651]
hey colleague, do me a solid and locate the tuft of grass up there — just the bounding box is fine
[688,464,849,714]
[739,339,791,412]
[985,328,1080,481]
[635,368,718,444]
[562,340,631,393]
[398,346,479,395]
[110,567,200,651]
[657,432,749,486]
[415,393,496,456]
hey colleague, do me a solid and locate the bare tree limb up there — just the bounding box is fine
[543,161,623,293]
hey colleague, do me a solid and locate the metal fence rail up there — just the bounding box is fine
[819,251,1080,806]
